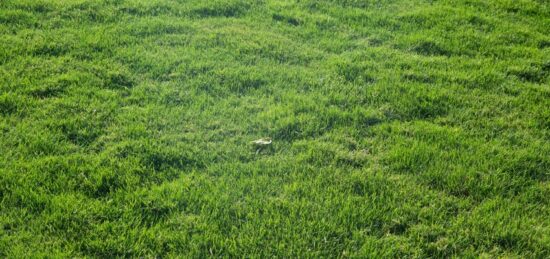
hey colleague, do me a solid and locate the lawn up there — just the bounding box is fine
[1,0,549,257]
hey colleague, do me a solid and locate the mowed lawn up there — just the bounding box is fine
[1,0,549,257]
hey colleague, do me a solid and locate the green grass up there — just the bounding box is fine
[1,0,549,257]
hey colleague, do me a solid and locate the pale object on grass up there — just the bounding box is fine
[252,137,272,145]
[252,137,272,154]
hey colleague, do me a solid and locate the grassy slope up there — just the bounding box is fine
[0,0,549,257]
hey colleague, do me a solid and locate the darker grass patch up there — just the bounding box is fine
[507,64,548,84]
[86,144,198,197]
[91,171,127,198]
[346,173,398,199]
[58,120,103,147]
[387,221,409,235]
[92,68,137,90]
[502,153,550,181]
[393,92,450,120]
[0,93,26,116]
[104,70,135,89]
[325,0,393,8]
[398,12,434,29]
[12,1,55,14]
[538,40,550,49]
[191,2,251,18]
[75,161,145,199]
[270,109,383,143]
[114,141,203,172]
[367,37,385,46]
[270,115,330,142]
[0,10,39,28]
[220,73,267,95]
[47,110,109,148]
[407,97,448,119]
[27,73,83,98]
[452,72,505,91]
[494,233,521,250]
[144,148,198,172]
[32,43,70,57]
[1,187,48,214]
[128,21,193,38]
[535,110,550,131]
[335,151,369,168]
[135,198,175,226]
[411,41,451,56]
[118,3,176,17]
[129,189,182,227]
[402,72,436,84]
[466,15,494,32]
[271,118,305,142]
[335,62,377,84]
[61,2,112,23]
[28,84,66,99]
[272,13,301,26]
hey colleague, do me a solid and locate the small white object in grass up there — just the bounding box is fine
[252,137,272,145]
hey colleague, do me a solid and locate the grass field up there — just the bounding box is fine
[1,0,549,257]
